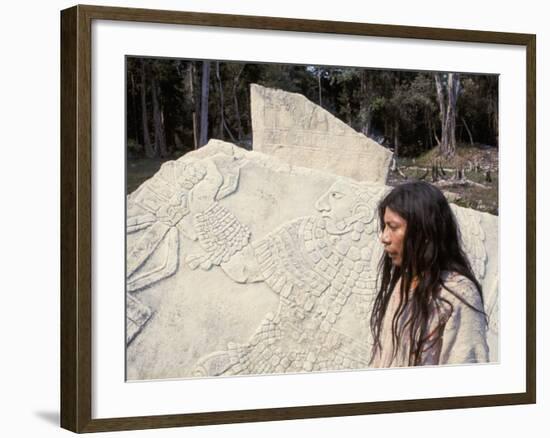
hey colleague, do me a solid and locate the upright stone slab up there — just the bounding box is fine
[126,140,498,380]
[251,83,393,183]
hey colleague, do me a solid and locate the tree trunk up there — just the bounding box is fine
[151,73,167,158]
[425,110,433,149]
[190,62,200,149]
[461,116,475,146]
[359,70,373,136]
[318,68,323,107]
[140,59,154,158]
[446,73,459,154]
[215,62,224,139]
[432,120,441,146]
[384,118,390,143]
[215,62,237,143]
[435,72,460,157]
[176,60,194,150]
[232,64,246,142]
[199,61,211,147]
[130,71,140,152]
[491,93,499,146]
[192,113,199,150]
[393,120,400,157]
[244,85,252,144]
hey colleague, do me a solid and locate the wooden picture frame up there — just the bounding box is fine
[61,4,536,433]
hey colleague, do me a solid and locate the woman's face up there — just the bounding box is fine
[380,207,407,267]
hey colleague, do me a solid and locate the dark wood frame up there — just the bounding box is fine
[61,4,536,433]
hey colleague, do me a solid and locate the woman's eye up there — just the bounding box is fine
[331,192,343,199]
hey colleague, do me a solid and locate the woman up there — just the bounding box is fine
[370,181,489,368]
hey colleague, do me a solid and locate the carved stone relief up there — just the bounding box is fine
[126,140,498,380]
[251,84,393,184]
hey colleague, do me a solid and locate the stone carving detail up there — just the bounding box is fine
[126,160,202,293]
[126,293,153,344]
[125,142,248,344]
[187,202,251,270]
[251,84,393,183]
[190,180,387,376]
[127,149,248,290]
[451,204,487,279]
[450,204,499,335]
[126,141,498,379]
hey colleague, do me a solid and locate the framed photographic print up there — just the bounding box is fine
[60,4,536,433]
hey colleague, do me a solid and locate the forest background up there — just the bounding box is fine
[126,58,499,214]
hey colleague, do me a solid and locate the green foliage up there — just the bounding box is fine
[126,57,499,159]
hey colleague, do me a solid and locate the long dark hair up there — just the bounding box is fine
[370,181,485,366]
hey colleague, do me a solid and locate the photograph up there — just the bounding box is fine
[58,3,537,433]
[125,57,500,381]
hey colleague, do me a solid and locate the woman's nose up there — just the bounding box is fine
[380,228,390,244]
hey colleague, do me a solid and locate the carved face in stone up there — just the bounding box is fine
[315,181,364,234]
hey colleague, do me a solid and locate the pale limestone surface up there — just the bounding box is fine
[251,84,393,184]
[126,140,498,380]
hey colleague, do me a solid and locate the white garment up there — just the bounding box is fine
[371,272,489,368]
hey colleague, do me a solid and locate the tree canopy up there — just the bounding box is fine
[126,57,498,159]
